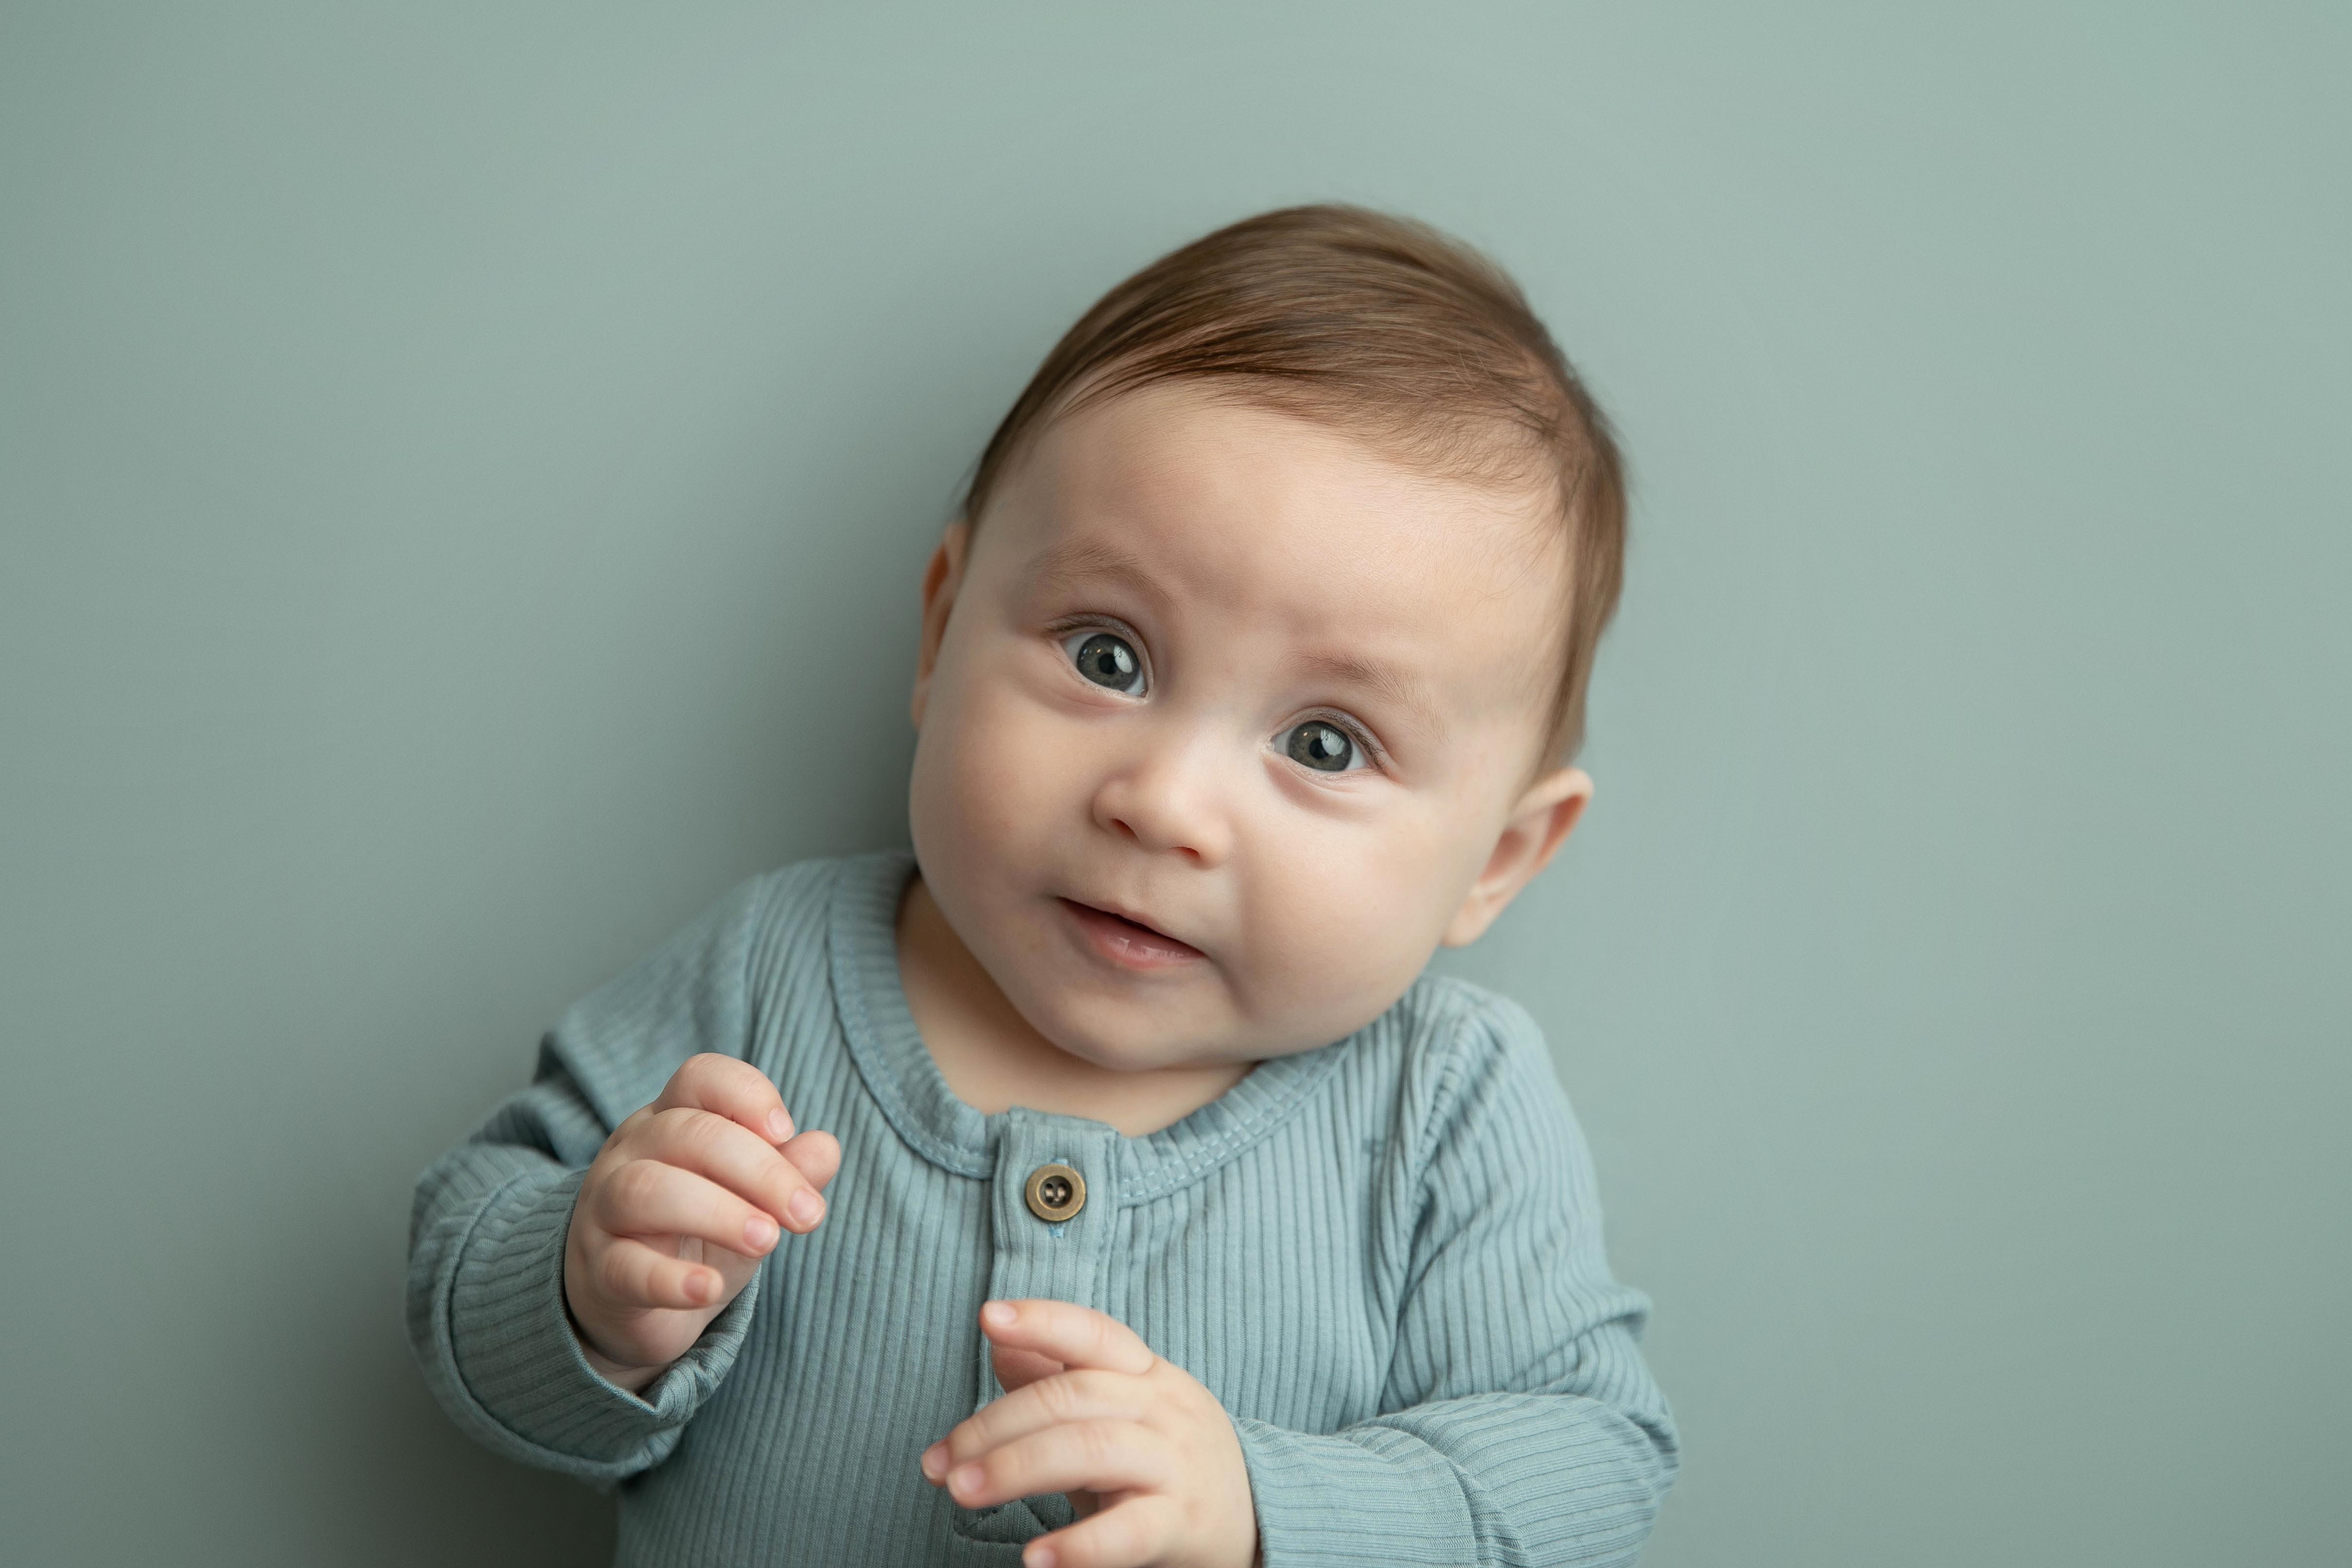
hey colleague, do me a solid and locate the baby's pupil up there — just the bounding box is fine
[1290,721,1352,771]
[1076,633,1137,688]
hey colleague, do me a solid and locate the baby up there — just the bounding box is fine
[408,205,1678,1568]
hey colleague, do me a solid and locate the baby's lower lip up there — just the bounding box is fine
[1057,899,1206,970]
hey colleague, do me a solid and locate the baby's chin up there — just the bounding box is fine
[1012,980,1324,1076]
[1030,1010,1243,1076]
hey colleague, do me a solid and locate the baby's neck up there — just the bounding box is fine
[896,876,1250,1138]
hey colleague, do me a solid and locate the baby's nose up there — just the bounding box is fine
[1090,743,1234,867]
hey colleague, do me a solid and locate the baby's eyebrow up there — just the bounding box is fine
[1028,537,1170,613]
[1296,649,1446,739]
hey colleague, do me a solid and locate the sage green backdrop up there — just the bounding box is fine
[2,5,2344,1564]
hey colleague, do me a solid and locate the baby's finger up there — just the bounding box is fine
[652,1052,797,1145]
[781,1128,842,1192]
[942,1420,1169,1512]
[593,1234,727,1310]
[978,1300,1157,1377]
[590,1157,782,1258]
[1025,1494,1179,1568]
[934,1370,1148,1470]
[640,1107,827,1232]
[991,1343,1066,1395]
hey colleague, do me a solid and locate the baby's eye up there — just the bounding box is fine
[1279,719,1364,773]
[1065,630,1146,696]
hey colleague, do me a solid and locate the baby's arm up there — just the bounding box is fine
[406,873,827,1483]
[1231,993,1678,1566]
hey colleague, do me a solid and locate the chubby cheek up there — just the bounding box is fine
[907,644,1110,926]
[911,665,1069,893]
[1228,810,1461,1041]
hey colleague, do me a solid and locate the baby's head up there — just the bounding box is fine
[906,206,1626,1072]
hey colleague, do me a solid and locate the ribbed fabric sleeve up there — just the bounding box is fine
[403,853,1676,1565]
[1232,992,1677,1567]
[405,874,779,1482]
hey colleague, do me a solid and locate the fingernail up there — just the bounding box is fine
[767,1109,793,1142]
[684,1270,712,1305]
[744,1215,779,1251]
[949,1463,983,1497]
[788,1190,822,1226]
[920,1442,947,1481]
[981,1301,1015,1328]
[1025,1547,1056,1568]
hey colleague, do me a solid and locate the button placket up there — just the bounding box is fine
[973,1112,1120,1410]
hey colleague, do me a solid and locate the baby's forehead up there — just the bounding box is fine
[1022,380,1559,546]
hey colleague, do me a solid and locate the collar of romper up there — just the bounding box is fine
[826,849,1351,1200]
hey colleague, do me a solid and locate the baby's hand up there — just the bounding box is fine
[922,1301,1258,1568]
[562,1053,840,1392]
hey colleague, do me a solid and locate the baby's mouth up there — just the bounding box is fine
[1056,898,1206,969]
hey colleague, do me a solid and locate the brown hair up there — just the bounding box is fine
[961,204,1627,764]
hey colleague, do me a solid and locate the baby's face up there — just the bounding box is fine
[908,380,1586,1071]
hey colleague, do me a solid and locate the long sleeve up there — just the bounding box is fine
[403,874,778,1484]
[1232,991,1679,1567]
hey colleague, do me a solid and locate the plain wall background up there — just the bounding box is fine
[2,4,2344,1564]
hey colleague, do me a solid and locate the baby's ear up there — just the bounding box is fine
[1442,765,1592,947]
[910,520,972,727]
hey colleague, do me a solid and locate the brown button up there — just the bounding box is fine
[1023,1162,1086,1223]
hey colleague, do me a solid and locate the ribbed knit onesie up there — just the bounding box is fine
[407,851,1678,1565]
